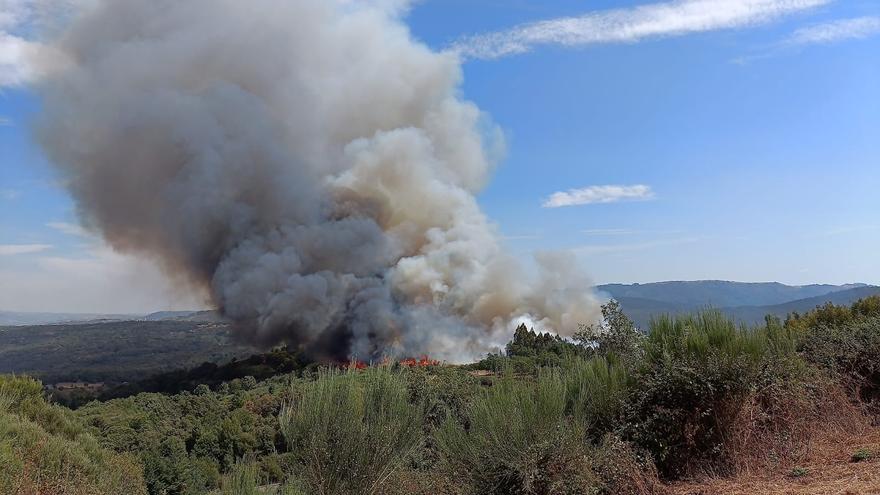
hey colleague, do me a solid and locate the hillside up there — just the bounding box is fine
[725,285,880,325]
[0,310,140,326]
[0,320,258,385]
[598,281,866,308]
[601,281,879,329]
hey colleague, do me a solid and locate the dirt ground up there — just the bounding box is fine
[668,428,880,495]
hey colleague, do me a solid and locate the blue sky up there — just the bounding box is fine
[1,0,879,312]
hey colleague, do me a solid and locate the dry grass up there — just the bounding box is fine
[669,418,880,495]
[723,382,869,476]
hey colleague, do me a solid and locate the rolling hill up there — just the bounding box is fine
[600,281,880,329]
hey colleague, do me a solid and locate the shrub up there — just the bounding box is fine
[220,461,262,495]
[220,459,309,495]
[563,356,632,435]
[851,448,872,463]
[799,316,880,406]
[788,466,808,478]
[575,299,644,365]
[279,366,423,495]
[0,375,147,495]
[436,371,596,494]
[626,311,801,477]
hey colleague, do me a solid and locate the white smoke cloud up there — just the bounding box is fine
[32,0,599,361]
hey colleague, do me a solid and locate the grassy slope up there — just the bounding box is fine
[0,375,148,494]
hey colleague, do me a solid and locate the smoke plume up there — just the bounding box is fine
[34,0,599,361]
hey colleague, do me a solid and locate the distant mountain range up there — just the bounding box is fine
[597,281,880,329]
[0,309,222,326]
[4,280,878,329]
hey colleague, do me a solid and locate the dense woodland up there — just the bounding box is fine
[1,297,879,494]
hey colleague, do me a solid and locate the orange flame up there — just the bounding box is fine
[399,355,440,367]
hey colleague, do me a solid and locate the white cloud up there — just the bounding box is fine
[46,221,90,237]
[0,116,11,125]
[0,243,51,255]
[451,0,831,60]
[0,0,39,87]
[0,0,83,88]
[543,185,654,208]
[785,16,880,45]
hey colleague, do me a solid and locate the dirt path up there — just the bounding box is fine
[669,429,880,495]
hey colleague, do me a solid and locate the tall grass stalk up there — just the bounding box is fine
[279,366,422,495]
[563,356,631,433]
[437,370,594,494]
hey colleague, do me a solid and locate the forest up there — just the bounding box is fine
[1,296,879,494]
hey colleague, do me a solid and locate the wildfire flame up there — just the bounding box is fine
[399,356,440,367]
[335,355,439,369]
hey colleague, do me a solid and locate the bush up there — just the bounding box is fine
[279,366,423,495]
[626,311,801,477]
[799,316,880,386]
[437,371,596,494]
[0,375,147,495]
[563,356,632,435]
[575,299,644,365]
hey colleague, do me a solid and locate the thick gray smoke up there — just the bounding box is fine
[35,0,599,362]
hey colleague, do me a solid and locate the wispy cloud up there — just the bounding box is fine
[502,234,542,241]
[574,237,700,255]
[734,16,880,63]
[819,225,879,237]
[451,0,830,60]
[785,16,880,46]
[0,243,52,255]
[0,188,20,200]
[582,228,684,236]
[583,229,639,236]
[46,221,90,237]
[543,185,654,208]
[0,116,12,126]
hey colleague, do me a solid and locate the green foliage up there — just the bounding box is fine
[100,348,305,401]
[799,315,880,408]
[563,356,632,434]
[76,376,291,494]
[851,448,873,463]
[788,466,809,478]
[220,461,262,495]
[279,366,423,495]
[574,299,644,365]
[7,299,880,494]
[626,310,802,477]
[220,459,309,495]
[437,371,597,494]
[506,324,581,358]
[475,323,585,373]
[785,295,880,333]
[0,375,147,495]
